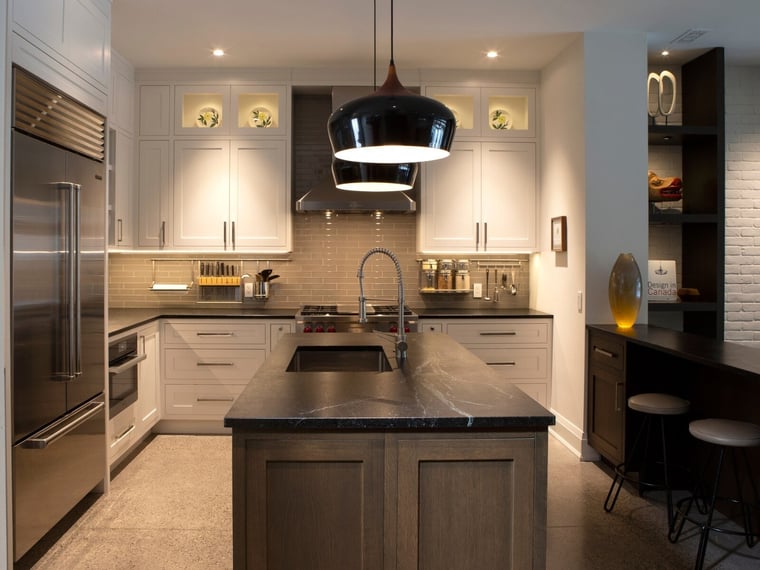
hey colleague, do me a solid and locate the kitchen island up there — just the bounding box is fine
[225,332,554,569]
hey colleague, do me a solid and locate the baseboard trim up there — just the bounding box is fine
[549,407,600,461]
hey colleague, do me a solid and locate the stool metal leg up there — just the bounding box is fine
[660,415,675,528]
[604,414,650,513]
[695,447,726,570]
[669,444,714,544]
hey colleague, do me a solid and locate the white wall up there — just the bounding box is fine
[534,31,648,459]
[725,66,760,346]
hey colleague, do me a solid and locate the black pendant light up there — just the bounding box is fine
[332,159,418,191]
[328,0,457,164]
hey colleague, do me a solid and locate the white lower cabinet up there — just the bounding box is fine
[420,318,552,408]
[160,319,283,423]
[108,321,160,467]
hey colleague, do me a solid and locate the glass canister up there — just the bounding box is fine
[437,259,454,290]
[421,259,438,291]
[455,259,470,290]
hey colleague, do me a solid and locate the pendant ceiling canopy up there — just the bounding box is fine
[332,159,418,192]
[327,0,457,165]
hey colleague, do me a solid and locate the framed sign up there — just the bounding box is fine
[551,216,567,252]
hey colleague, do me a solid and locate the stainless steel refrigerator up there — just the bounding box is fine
[11,67,107,562]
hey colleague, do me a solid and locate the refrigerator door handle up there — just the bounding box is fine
[73,183,82,377]
[56,182,79,380]
[20,399,105,449]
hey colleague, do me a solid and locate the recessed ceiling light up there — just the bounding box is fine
[661,50,670,56]
[212,49,225,57]
[486,50,498,59]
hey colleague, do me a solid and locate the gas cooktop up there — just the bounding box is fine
[298,304,415,317]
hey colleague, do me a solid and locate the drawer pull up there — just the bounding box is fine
[593,346,616,359]
[196,361,234,366]
[197,397,235,402]
[490,362,516,366]
[196,332,234,337]
[479,331,517,336]
[113,424,136,444]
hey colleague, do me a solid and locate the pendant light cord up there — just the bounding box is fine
[373,0,377,89]
[390,0,394,64]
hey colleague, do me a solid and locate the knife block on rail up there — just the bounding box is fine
[197,261,242,303]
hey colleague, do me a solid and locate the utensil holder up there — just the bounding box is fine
[255,281,269,299]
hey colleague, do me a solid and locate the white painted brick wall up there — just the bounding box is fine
[725,66,760,346]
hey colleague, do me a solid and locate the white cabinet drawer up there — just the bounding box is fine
[420,322,444,333]
[163,320,267,347]
[163,348,265,382]
[164,383,245,418]
[512,383,548,408]
[468,347,548,379]
[109,406,137,465]
[446,321,549,345]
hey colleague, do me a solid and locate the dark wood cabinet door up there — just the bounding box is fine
[234,434,384,570]
[393,434,542,569]
[588,364,626,464]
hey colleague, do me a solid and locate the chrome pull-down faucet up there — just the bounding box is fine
[357,247,408,362]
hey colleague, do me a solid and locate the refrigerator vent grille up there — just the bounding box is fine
[13,68,105,162]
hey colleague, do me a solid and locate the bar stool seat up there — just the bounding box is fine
[669,418,760,569]
[604,393,690,528]
[629,392,691,416]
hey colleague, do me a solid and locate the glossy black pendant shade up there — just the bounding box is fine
[332,159,418,192]
[328,62,457,164]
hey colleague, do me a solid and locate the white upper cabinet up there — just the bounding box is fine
[230,140,291,251]
[137,140,171,248]
[419,141,537,253]
[13,0,111,95]
[139,85,172,137]
[424,85,536,139]
[171,139,291,252]
[173,140,231,248]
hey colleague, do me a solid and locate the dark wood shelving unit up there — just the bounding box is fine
[648,47,725,339]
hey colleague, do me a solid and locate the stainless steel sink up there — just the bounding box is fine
[287,345,392,372]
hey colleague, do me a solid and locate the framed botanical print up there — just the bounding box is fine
[551,216,567,252]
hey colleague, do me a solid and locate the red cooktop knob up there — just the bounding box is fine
[327,325,337,333]
[389,325,398,333]
[315,325,325,333]
[303,325,313,333]
[404,326,411,333]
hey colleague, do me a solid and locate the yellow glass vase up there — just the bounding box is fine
[608,253,642,329]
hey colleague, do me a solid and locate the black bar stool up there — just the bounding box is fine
[668,418,760,570]
[604,392,690,528]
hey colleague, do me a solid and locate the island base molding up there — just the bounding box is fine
[231,429,548,569]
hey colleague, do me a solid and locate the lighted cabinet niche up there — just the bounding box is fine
[424,85,536,139]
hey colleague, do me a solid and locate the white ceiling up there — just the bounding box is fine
[112,0,760,72]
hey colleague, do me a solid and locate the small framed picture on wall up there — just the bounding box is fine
[551,216,567,252]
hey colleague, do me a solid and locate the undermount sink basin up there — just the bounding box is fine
[287,345,392,373]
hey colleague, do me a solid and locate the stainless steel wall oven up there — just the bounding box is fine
[108,333,145,417]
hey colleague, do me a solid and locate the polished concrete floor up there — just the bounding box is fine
[19,434,760,569]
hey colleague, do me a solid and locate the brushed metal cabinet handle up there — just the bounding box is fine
[113,424,136,444]
[196,361,234,366]
[593,346,616,359]
[196,332,234,337]
[197,397,235,402]
[479,331,517,336]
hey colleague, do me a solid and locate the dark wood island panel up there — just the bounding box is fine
[227,333,554,569]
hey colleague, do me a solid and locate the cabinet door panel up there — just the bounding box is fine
[137,140,170,247]
[230,140,290,251]
[419,142,481,252]
[13,0,65,52]
[481,142,536,251]
[63,0,109,88]
[588,366,625,464]
[113,131,135,247]
[173,140,230,248]
[396,436,536,569]
[139,85,171,136]
[136,328,159,433]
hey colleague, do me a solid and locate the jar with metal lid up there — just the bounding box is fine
[421,259,438,291]
[437,259,455,290]
[454,259,470,290]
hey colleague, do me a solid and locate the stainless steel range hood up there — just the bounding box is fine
[295,87,418,214]
[296,178,416,213]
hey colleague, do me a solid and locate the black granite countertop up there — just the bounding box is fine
[224,332,555,431]
[109,306,551,335]
[416,308,552,318]
[588,324,760,379]
[108,307,298,336]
